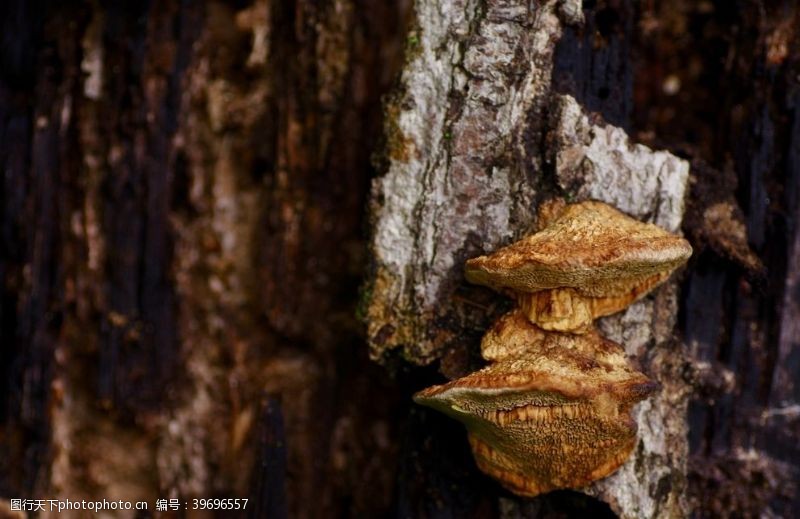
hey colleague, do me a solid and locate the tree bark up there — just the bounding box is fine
[0,0,409,517]
[366,1,689,517]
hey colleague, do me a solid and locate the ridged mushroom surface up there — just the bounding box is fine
[465,201,692,332]
[414,329,656,497]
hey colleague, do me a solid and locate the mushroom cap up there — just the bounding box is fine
[414,327,655,411]
[413,327,657,497]
[464,201,692,297]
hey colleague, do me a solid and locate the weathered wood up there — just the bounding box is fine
[632,2,800,516]
[1,1,409,517]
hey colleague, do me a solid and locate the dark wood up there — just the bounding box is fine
[633,1,800,516]
[248,397,287,519]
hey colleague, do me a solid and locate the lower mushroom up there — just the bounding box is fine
[414,328,657,497]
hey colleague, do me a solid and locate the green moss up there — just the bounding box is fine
[355,282,373,323]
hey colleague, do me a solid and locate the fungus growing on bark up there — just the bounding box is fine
[480,308,548,362]
[414,329,657,497]
[465,200,692,333]
[414,200,689,497]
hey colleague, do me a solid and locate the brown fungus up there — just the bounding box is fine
[413,200,687,497]
[414,329,657,497]
[480,308,549,362]
[465,201,692,333]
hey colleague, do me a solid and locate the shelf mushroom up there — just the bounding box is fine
[465,201,693,333]
[414,327,657,497]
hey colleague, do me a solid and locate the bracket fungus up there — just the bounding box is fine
[414,200,691,498]
[465,201,692,333]
[413,327,657,497]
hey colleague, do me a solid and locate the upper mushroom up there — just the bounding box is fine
[465,201,692,332]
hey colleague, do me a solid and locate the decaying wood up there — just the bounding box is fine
[366,1,690,516]
[1,1,408,517]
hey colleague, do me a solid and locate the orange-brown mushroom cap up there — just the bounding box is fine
[465,201,692,332]
[413,329,657,497]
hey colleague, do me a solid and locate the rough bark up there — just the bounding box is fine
[634,2,800,517]
[0,0,409,517]
[366,1,689,517]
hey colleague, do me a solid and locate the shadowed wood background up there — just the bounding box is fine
[0,0,798,518]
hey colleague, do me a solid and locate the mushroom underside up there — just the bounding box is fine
[466,405,639,497]
[515,270,671,332]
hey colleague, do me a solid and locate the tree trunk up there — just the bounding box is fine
[368,0,800,517]
[366,1,689,517]
[2,1,799,518]
[1,0,409,517]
